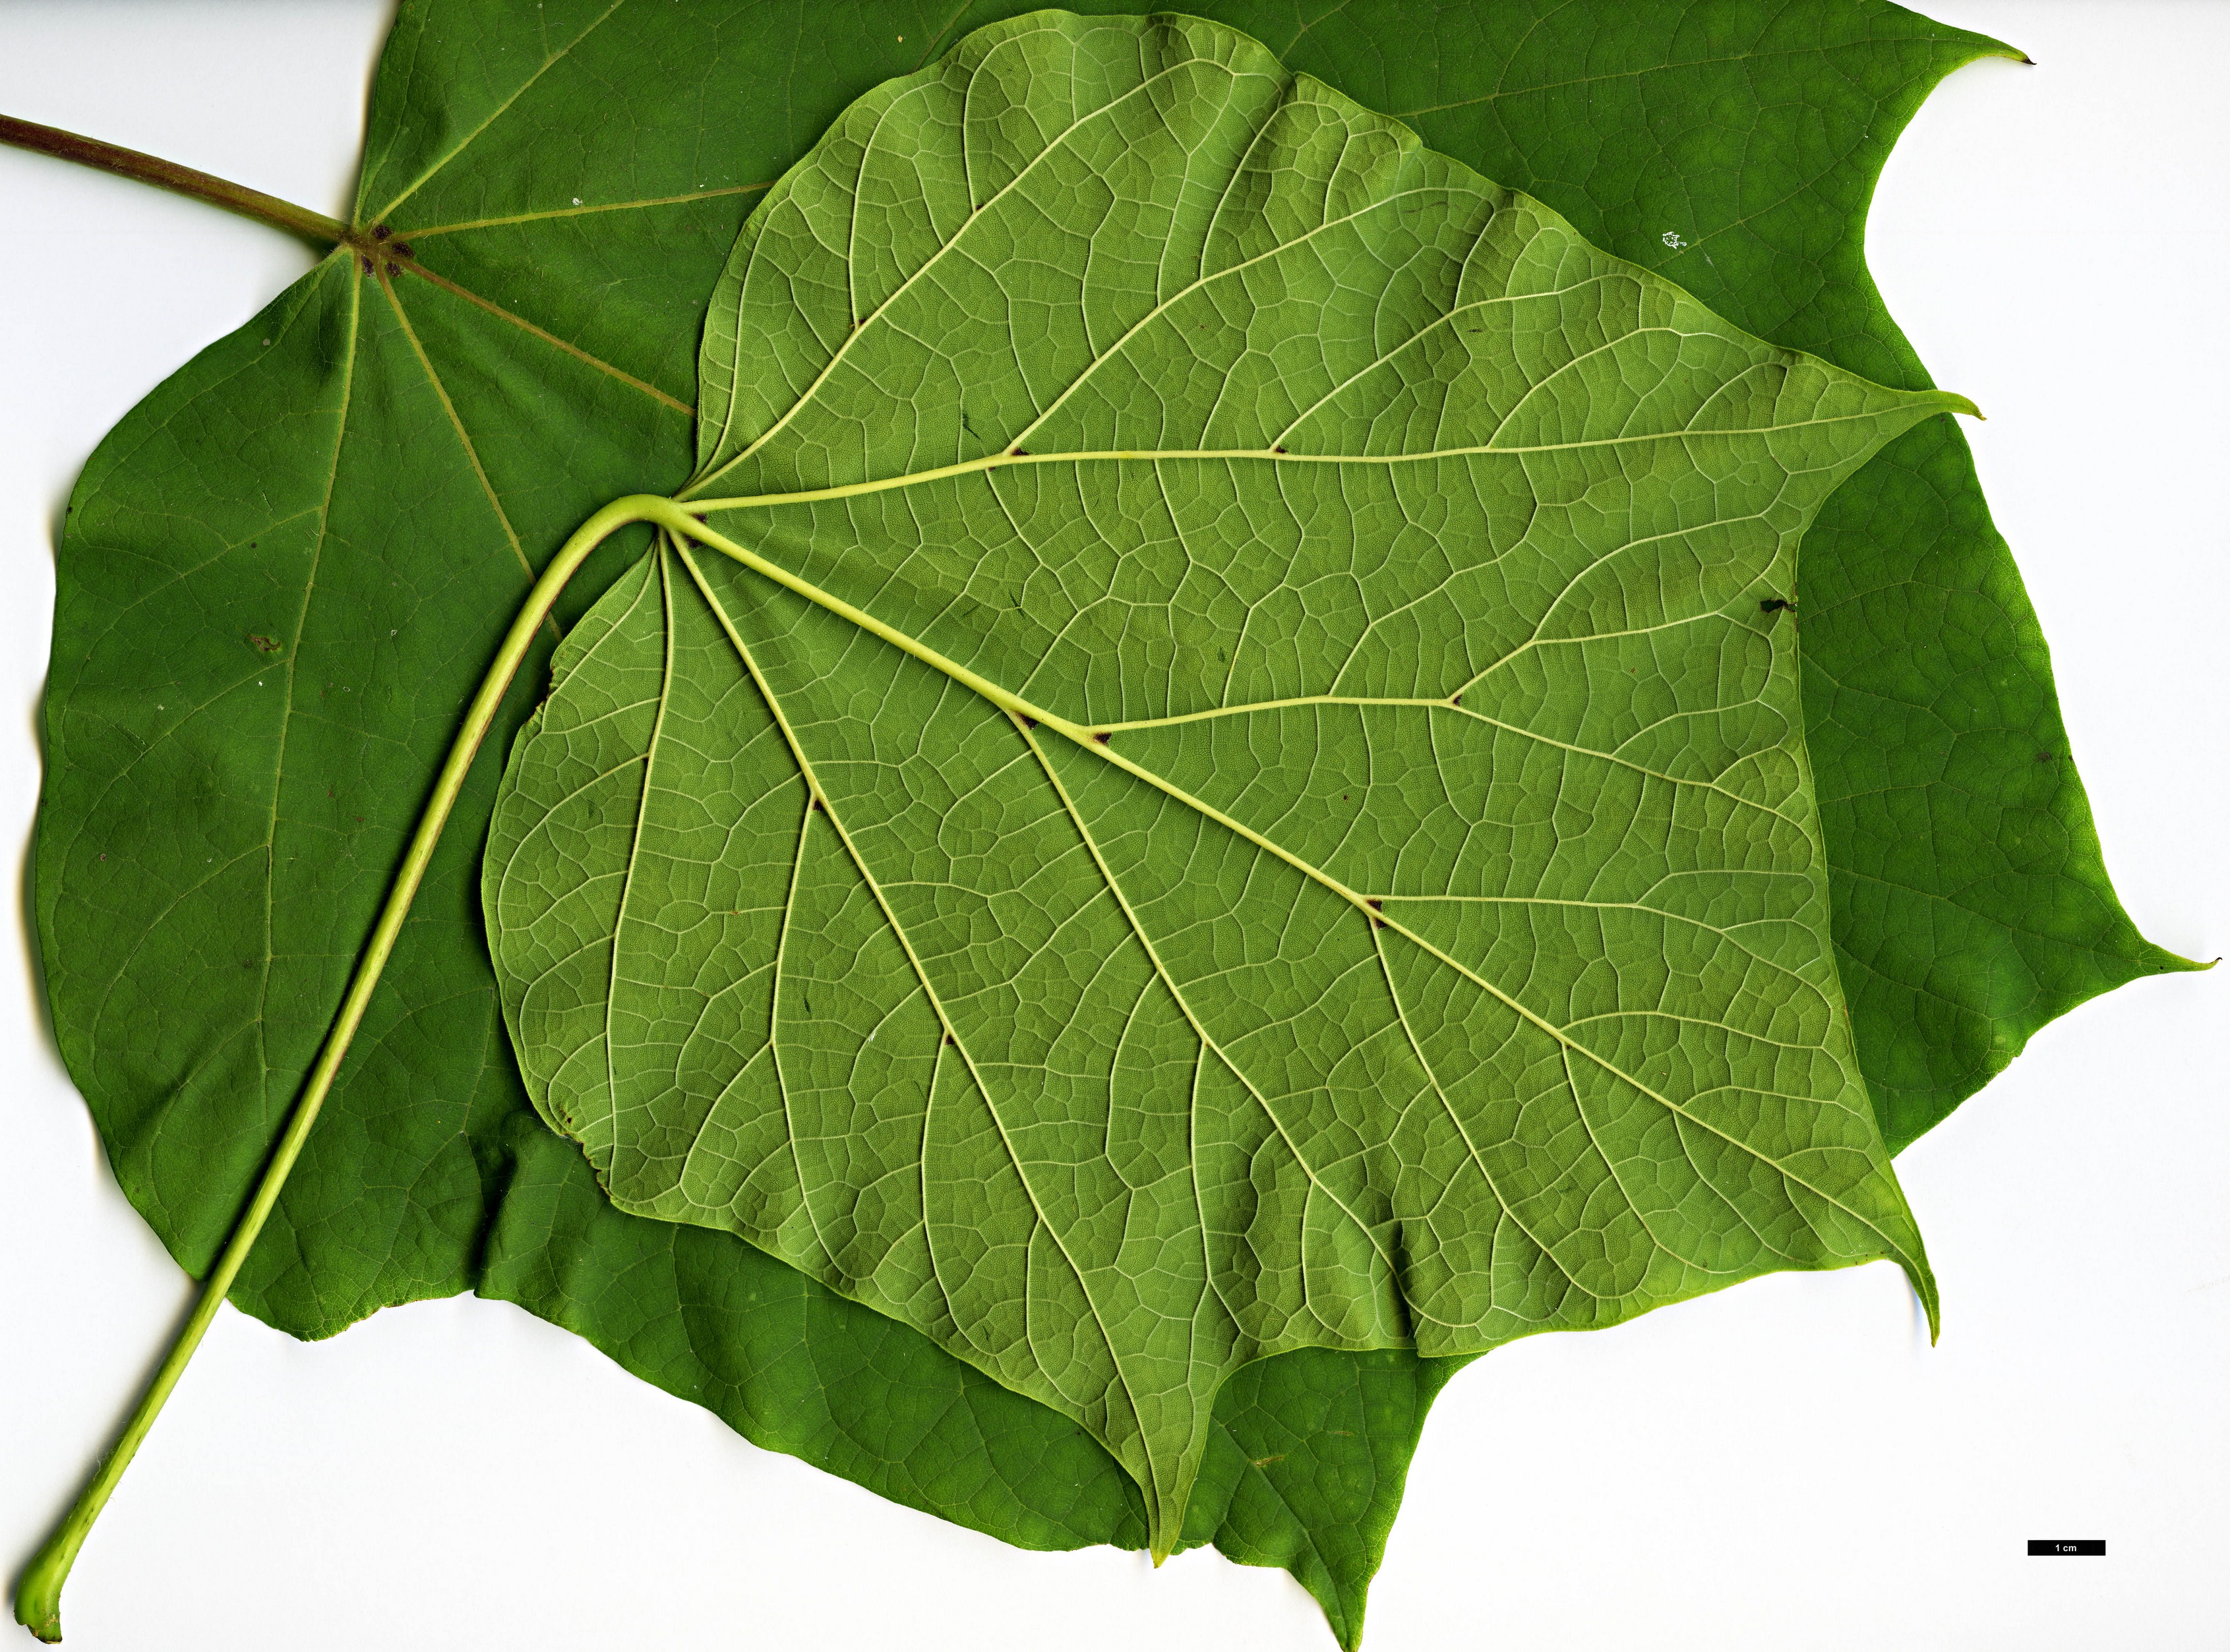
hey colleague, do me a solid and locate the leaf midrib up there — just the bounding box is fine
[653,500,1938,1326]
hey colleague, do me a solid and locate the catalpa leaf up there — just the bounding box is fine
[29,0,2186,1638]
[483,11,1960,1550]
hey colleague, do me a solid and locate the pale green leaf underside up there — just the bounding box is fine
[485,10,1958,1548]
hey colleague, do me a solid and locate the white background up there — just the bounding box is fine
[1,3,2222,1648]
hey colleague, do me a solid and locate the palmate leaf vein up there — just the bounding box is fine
[1012,711,1402,1298]
[642,524,1911,1313]
[380,274,535,581]
[367,0,628,223]
[572,481,1936,1376]
[253,264,361,1111]
[605,555,680,1154]
[661,541,1171,1508]
[402,181,770,241]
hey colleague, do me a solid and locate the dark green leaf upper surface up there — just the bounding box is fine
[32,1,2186,1642]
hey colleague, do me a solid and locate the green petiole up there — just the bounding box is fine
[13,494,675,1643]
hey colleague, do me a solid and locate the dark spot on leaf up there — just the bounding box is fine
[384,261,402,277]
[1366,899,1383,912]
[1023,717,1038,729]
[1092,732,1110,744]
[944,1033,955,1046]
[392,242,413,258]
[1449,693,1462,707]
[1759,597,1792,614]
[1010,448,1028,457]
[359,255,374,275]
[371,223,392,241]
[247,634,282,654]
[1273,445,1287,454]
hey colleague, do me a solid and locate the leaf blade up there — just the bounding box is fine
[488,10,1950,1548]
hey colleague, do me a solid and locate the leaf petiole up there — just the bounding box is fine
[13,495,673,1643]
[0,113,353,251]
